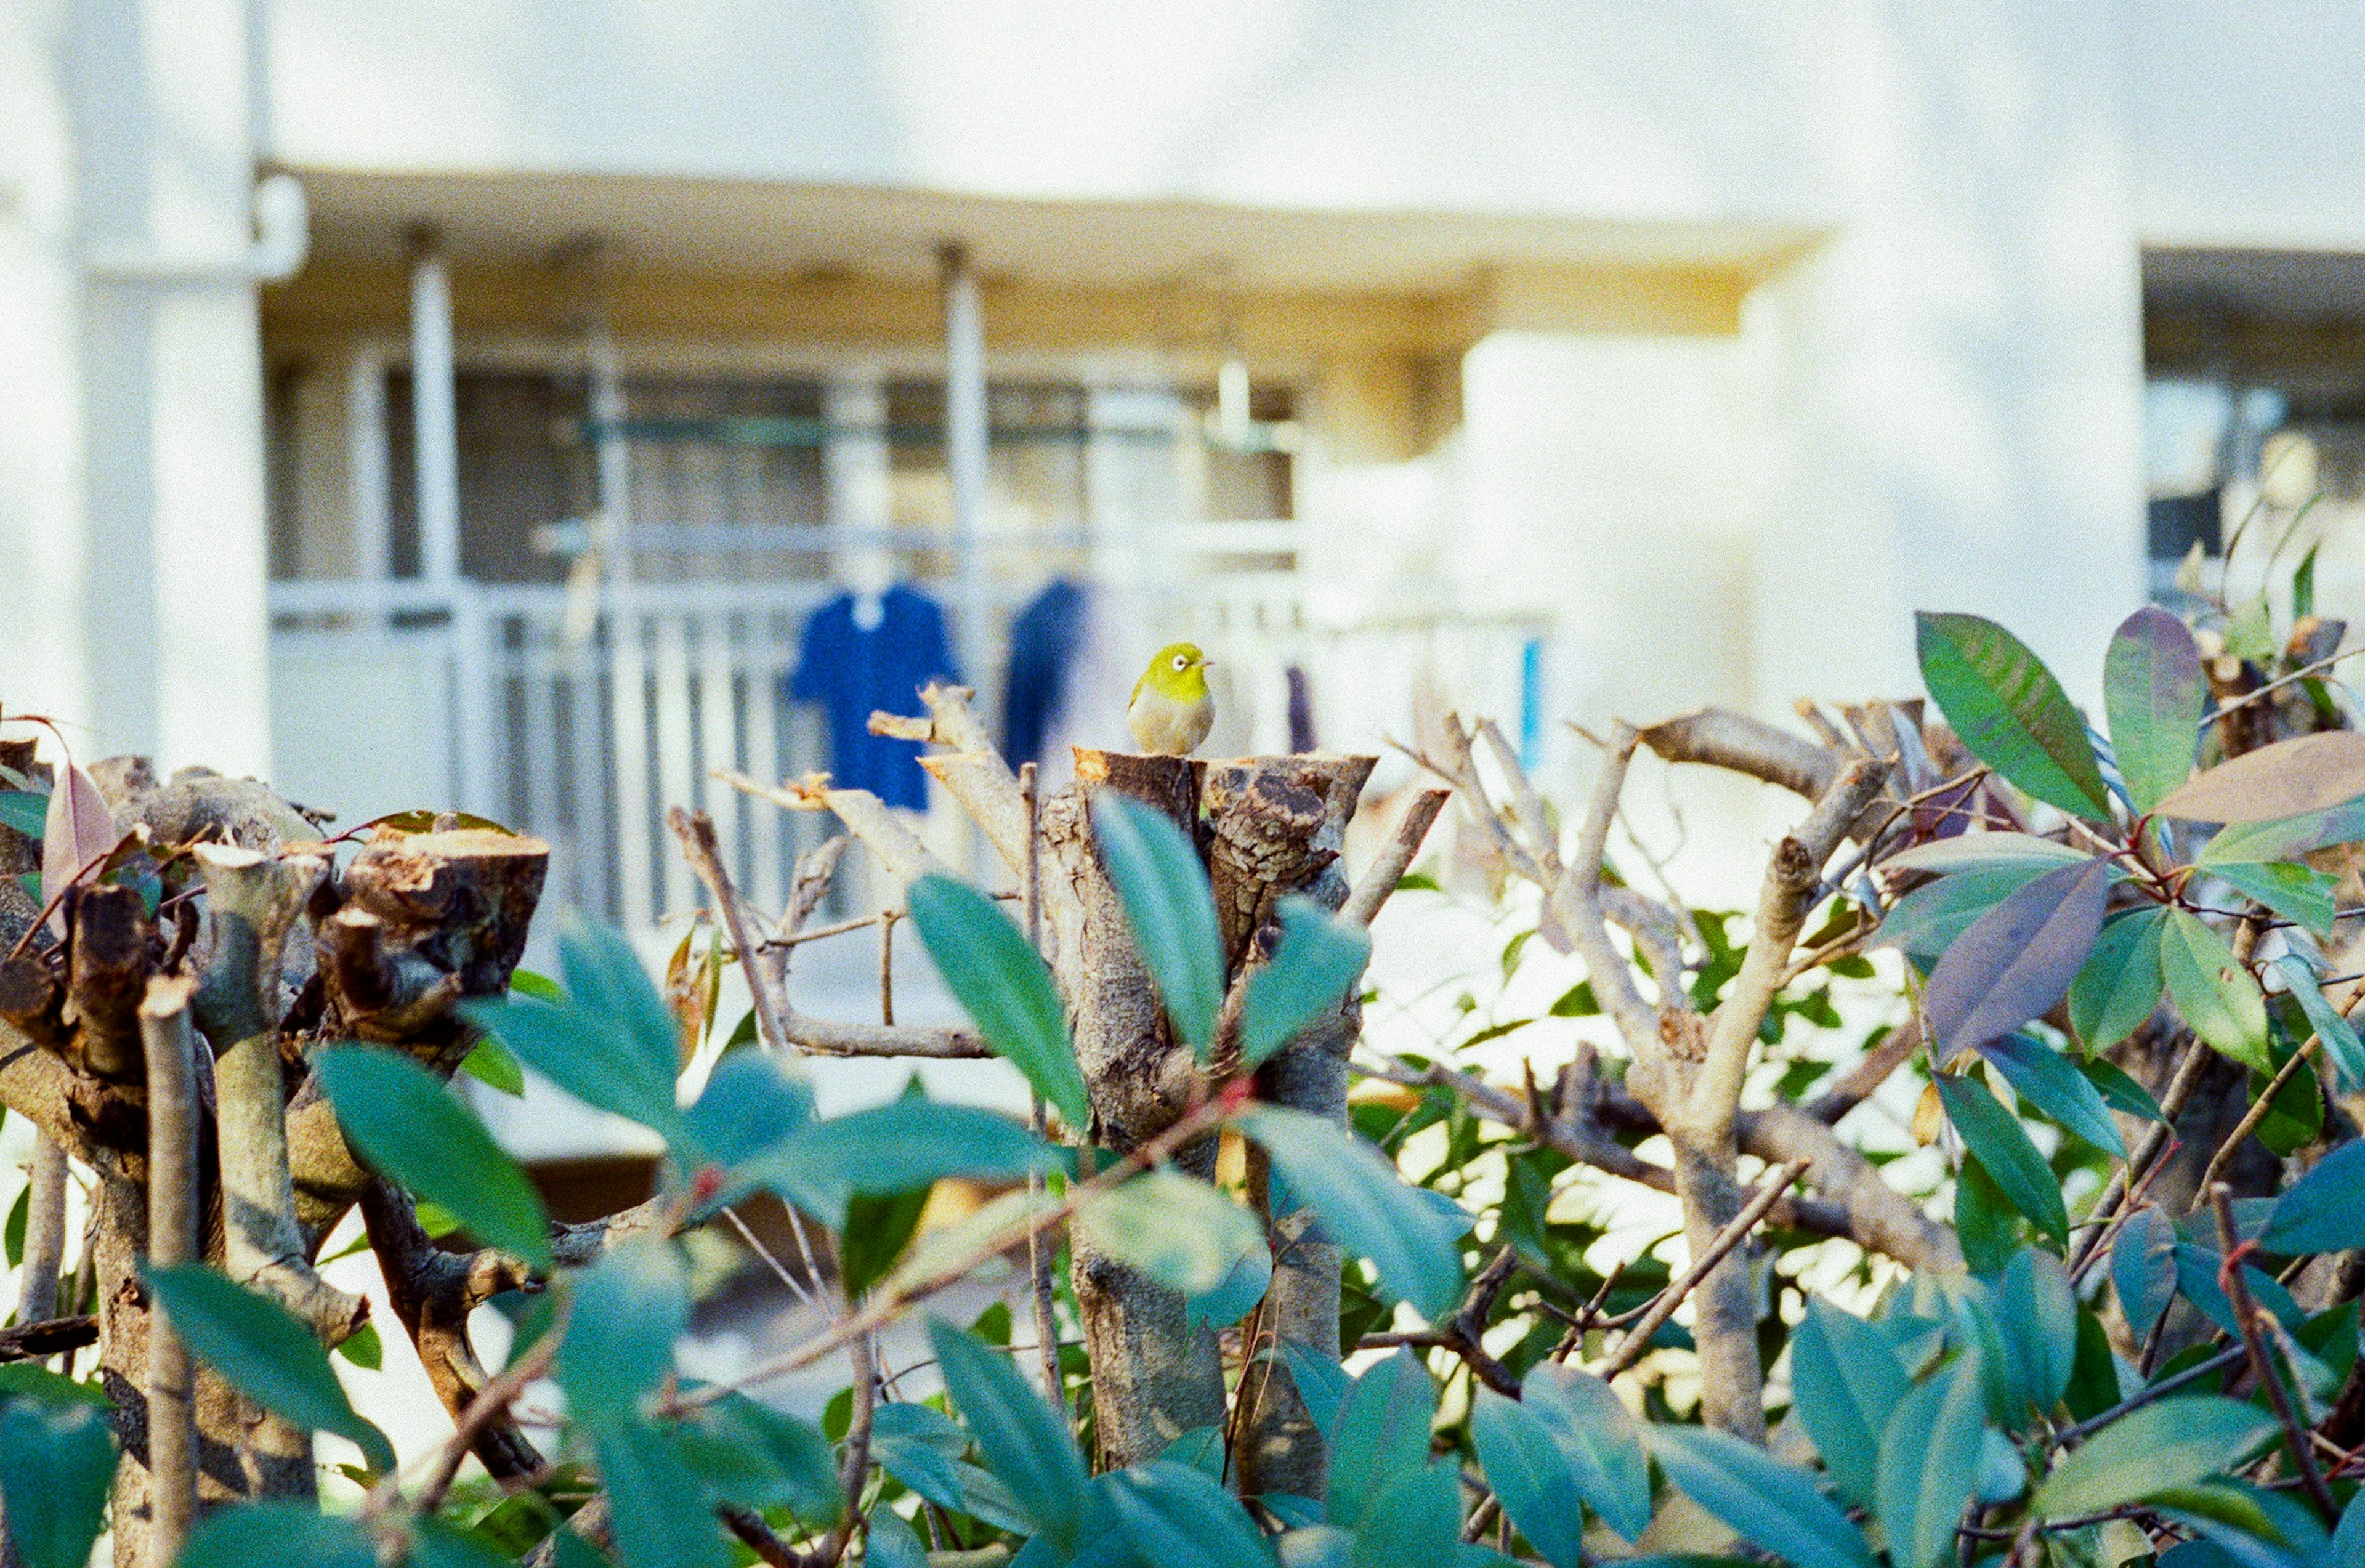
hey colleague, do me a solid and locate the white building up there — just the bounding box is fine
[7,1,2365,906]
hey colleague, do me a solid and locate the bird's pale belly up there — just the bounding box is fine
[1128,686,1213,754]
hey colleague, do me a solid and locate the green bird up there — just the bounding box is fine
[1128,642,1215,755]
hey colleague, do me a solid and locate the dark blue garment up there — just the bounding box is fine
[786,584,960,810]
[1001,578,1087,769]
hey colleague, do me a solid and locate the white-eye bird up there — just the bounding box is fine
[1128,642,1215,754]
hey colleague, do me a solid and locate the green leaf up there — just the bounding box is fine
[1874,1359,1986,1568]
[1923,859,2110,1058]
[2103,606,2205,814]
[2275,955,2365,1093]
[1880,833,2091,875]
[461,993,689,1147]
[2196,797,2365,865]
[1240,899,1373,1070]
[665,1394,843,1524]
[1278,1340,1349,1439]
[1519,1363,1652,1543]
[315,1046,555,1272]
[1954,1154,2019,1275]
[907,874,1090,1127]
[557,1239,689,1430]
[1235,1105,1468,1322]
[1789,1298,1910,1511]
[1976,1033,2125,1157]
[1874,863,2062,966]
[2081,1056,2166,1124]
[2032,1397,2276,1519]
[1917,612,2112,822]
[1092,794,1225,1059]
[334,1319,383,1369]
[4,1182,24,1269]
[683,1049,813,1171]
[1327,1350,1437,1536]
[0,1400,115,1568]
[410,1519,521,1568]
[0,1364,109,1409]
[1997,1247,2078,1415]
[1470,1389,1585,1568]
[140,1264,395,1474]
[742,1100,1060,1230]
[2161,910,2271,1072]
[0,791,47,841]
[1934,1073,2068,1242]
[2068,906,2168,1053]
[510,968,565,1004]
[1104,1460,1277,1568]
[596,1423,731,1568]
[2208,861,2337,937]
[2261,1139,2365,1256]
[1075,1168,1264,1295]
[2111,1207,2177,1340]
[458,1037,527,1096]
[1649,1426,1877,1568]
[929,1319,1091,1556]
[838,1187,929,1300]
[864,1509,928,1568]
[175,1503,375,1568]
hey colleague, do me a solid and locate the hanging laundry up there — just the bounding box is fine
[785,583,960,810]
[1001,576,1088,770]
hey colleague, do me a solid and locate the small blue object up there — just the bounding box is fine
[1001,577,1087,769]
[1519,637,1543,773]
[785,584,960,810]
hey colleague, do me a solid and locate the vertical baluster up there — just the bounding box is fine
[650,608,697,921]
[695,604,742,897]
[742,602,786,917]
[520,608,564,891]
[568,620,615,923]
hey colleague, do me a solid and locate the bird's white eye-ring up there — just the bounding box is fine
[1172,653,1189,671]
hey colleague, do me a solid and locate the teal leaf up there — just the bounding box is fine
[1091,794,1225,1059]
[2111,1207,2176,1340]
[596,1423,732,1568]
[315,1046,555,1272]
[1325,1350,1437,1536]
[1235,1105,1467,1321]
[1874,1359,1986,1568]
[0,791,48,841]
[461,993,689,1147]
[2208,861,2337,938]
[2102,606,2205,815]
[865,1509,929,1568]
[742,1100,1061,1230]
[140,1264,395,1474]
[1789,1298,1910,1511]
[2161,911,2271,1072]
[1076,1168,1264,1296]
[1649,1425,1877,1568]
[2261,1139,2365,1256]
[666,1394,843,1524]
[1470,1389,1584,1568]
[1916,612,2112,822]
[907,873,1090,1126]
[1976,1033,2125,1157]
[1240,899,1372,1070]
[2275,954,2365,1093]
[1278,1341,1349,1439]
[557,1239,689,1430]
[559,918,683,1079]
[410,1520,522,1568]
[1875,864,2063,966]
[1104,1460,1277,1568]
[0,1400,115,1568]
[929,1319,1091,1555]
[1923,859,2110,1059]
[2031,1398,2276,1519]
[2335,1492,2365,1562]
[2197,797,2365,865]
[174,1503,374,1568]
[1185,1241,1272,1330]
[2081,1055,2166,1124]
[2068,906,2168,1053]
[1934,1073,2068,1242]
[1997,1248,2078,1415]
[684,1049,814,1171]
[1519,1363,1652,1542]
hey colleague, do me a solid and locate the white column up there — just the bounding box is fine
[344,347,390,580]
[940,243,992,698]
[407,232,461,588]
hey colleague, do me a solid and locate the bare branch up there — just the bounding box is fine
[1542,723,1664,1058]
[719,770,950,892]
[1638,708,1840,799]
[1340,788,1449,929]
[868,682,1030,876]
[140,974,201,1566]
[15,1134,67,1324]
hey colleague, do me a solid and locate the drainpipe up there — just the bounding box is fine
[83,173,310,284]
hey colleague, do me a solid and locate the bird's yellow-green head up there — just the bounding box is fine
[1138,642,1213,701]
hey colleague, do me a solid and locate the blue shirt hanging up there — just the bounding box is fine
[1001,577,1087,770]
[785,584,960,810]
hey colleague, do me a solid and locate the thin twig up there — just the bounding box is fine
[2210,1186,2338,1518]
[2196,1034,2323,1196]
[140,975,201,1567]
[2200,643,2365,727]
[878,911,895,1027]
[1593,1159,1812,1381]
[1017,763,1064,1407]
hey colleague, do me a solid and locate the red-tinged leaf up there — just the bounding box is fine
[40,762,116,932]
[2103,607,2205,814]
[1923,858,2111,1057]
[2154,730,2365,824]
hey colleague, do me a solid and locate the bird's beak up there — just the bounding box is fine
[1197,658,1216,669]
